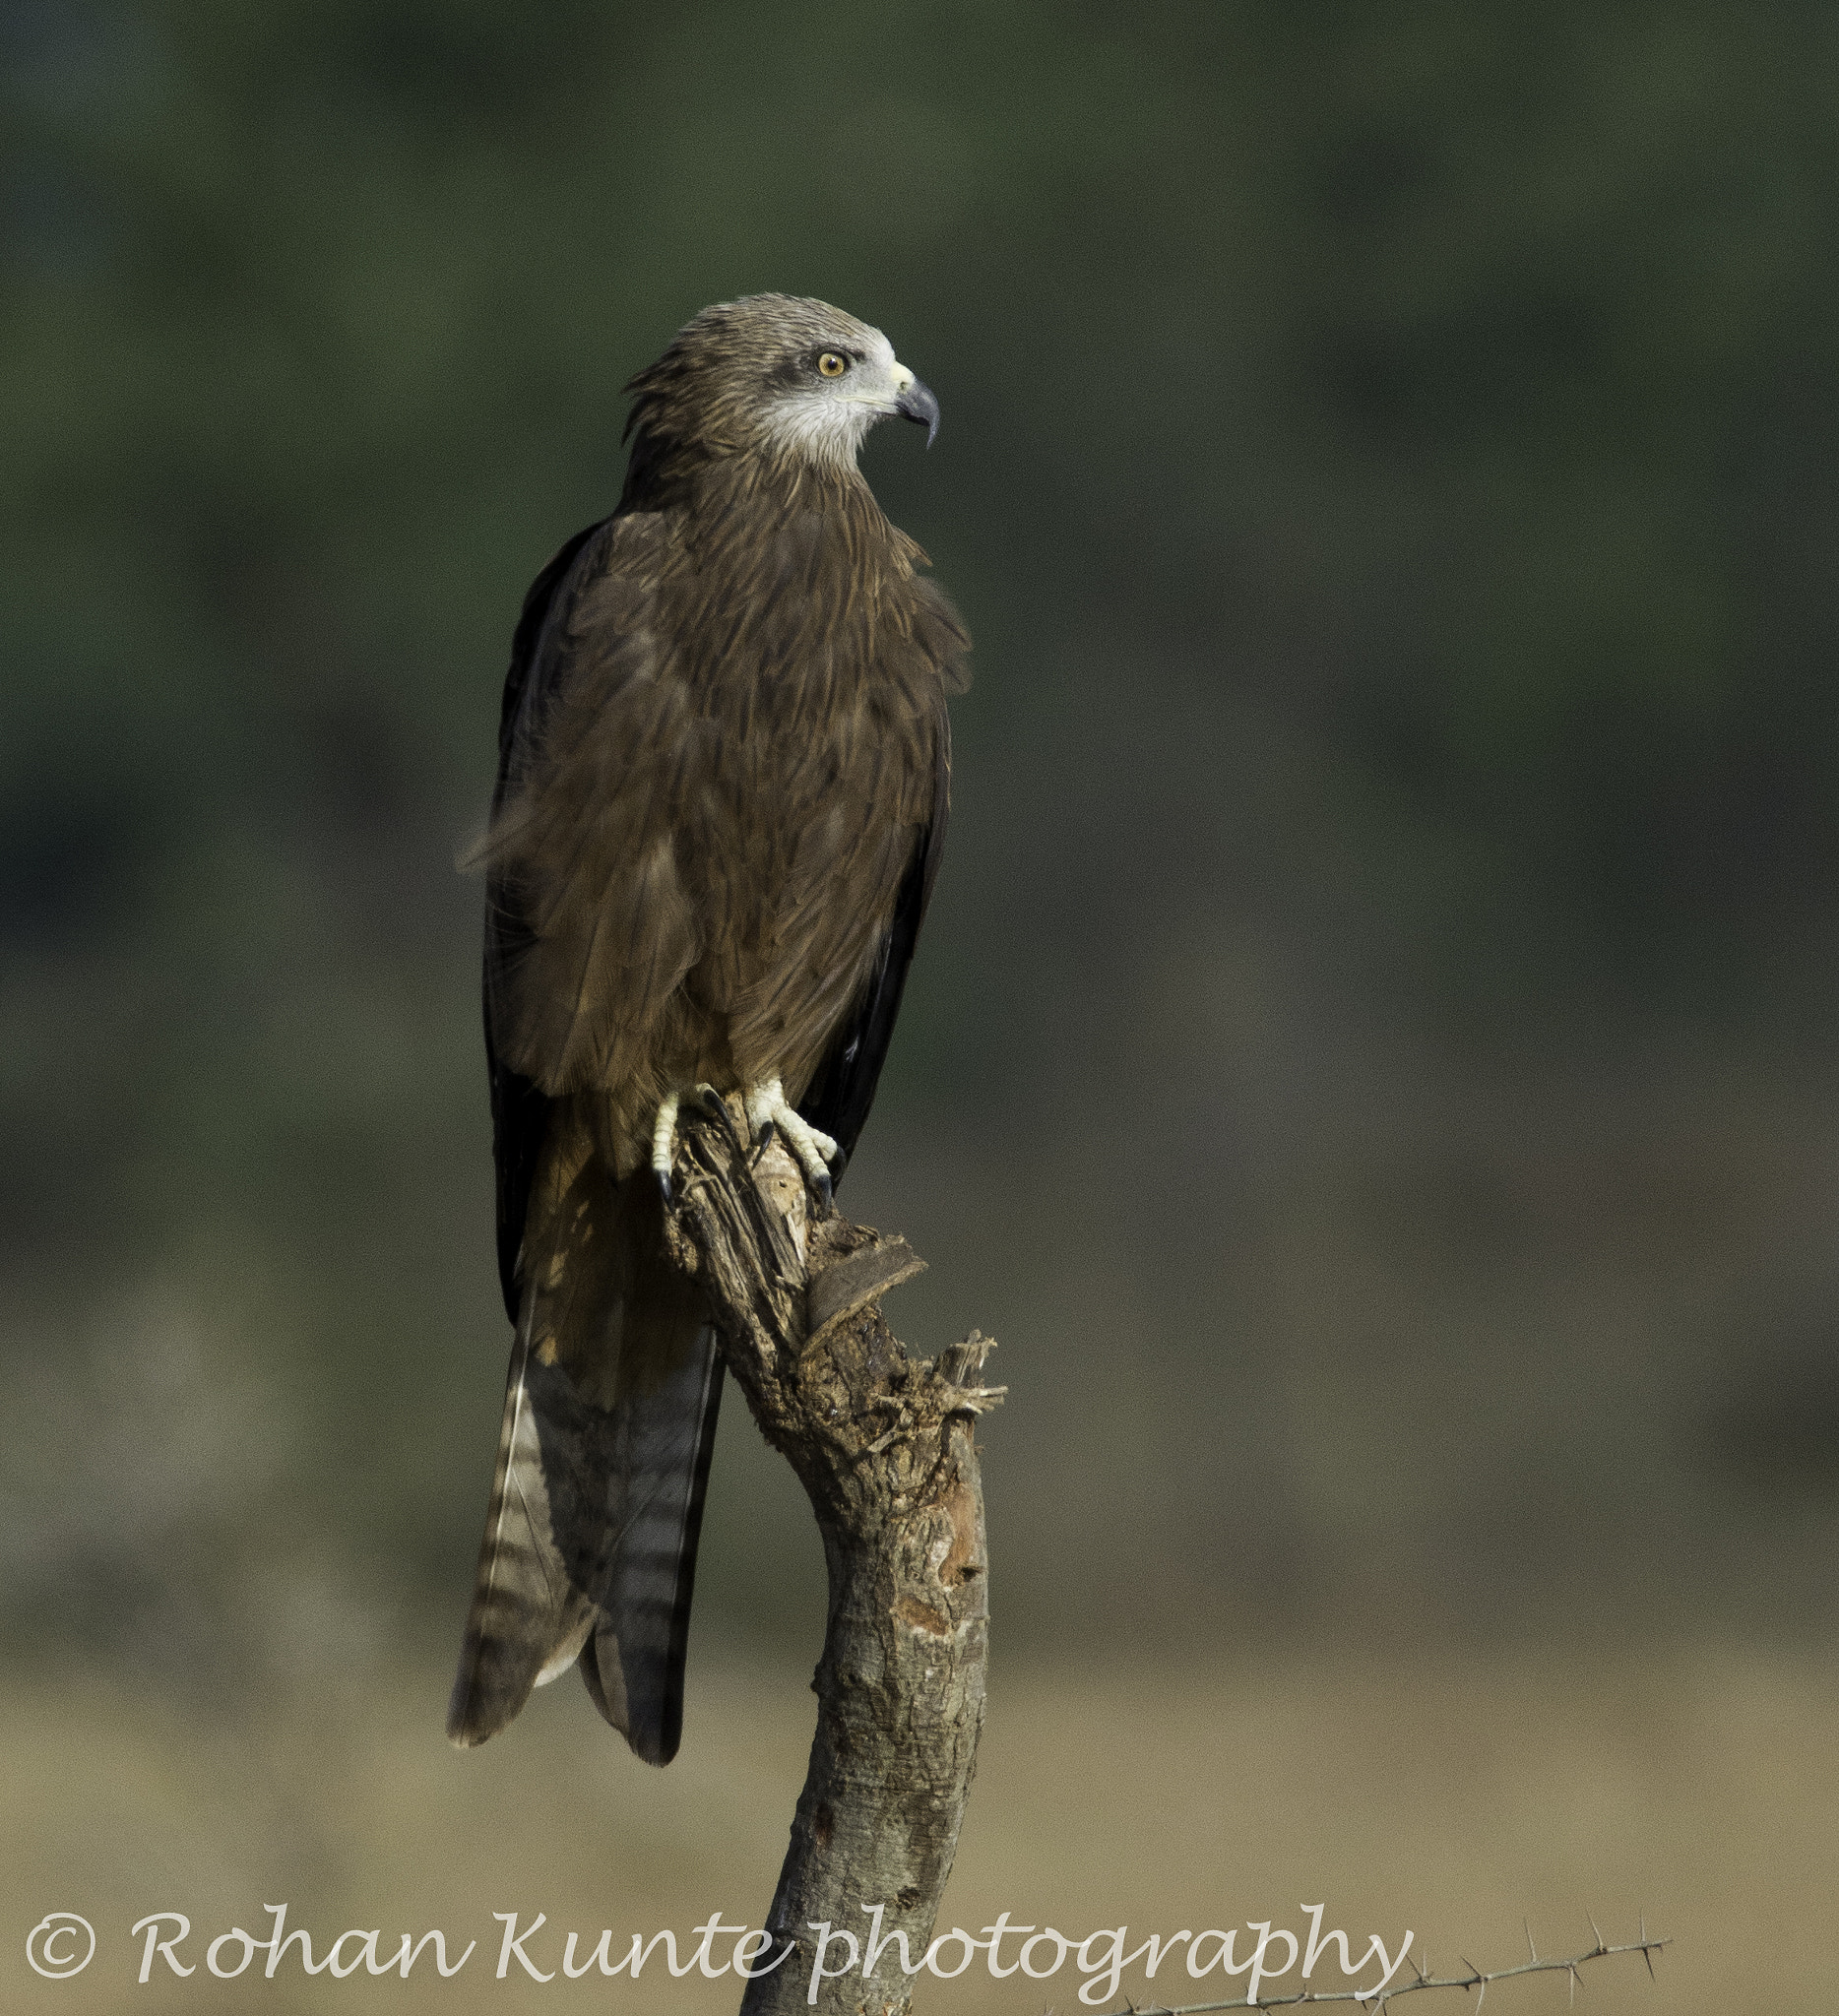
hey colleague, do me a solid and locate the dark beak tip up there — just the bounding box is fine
[897,378,941,447]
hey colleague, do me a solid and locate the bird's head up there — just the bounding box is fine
[624,293,939,474]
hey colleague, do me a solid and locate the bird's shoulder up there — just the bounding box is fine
[497,510,680,763]
[562,508,674,608]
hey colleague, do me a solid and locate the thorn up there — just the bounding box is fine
[1476,1980,1487,2015]
[1639,1915,1655,1982]
[1587,1914,1604,1955]
[1525,1920,1537,1965]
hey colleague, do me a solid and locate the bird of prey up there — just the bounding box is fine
[447,295,970,1765]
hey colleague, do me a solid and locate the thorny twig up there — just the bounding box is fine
[1090,1922,1669,2016]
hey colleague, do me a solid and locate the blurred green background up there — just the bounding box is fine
[7,2,1839,2009]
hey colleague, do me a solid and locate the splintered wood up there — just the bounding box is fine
[663,1098,1002,2016]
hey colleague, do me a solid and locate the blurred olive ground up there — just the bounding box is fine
[9,1640,1829,2013]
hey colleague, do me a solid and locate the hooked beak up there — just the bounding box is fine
[894,375,940,447]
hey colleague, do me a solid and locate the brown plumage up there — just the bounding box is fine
[447,295,969,1763]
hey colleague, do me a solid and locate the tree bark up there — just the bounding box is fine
[663,1097,1002,2016]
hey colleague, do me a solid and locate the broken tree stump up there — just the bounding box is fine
[664,1097,1002,2016]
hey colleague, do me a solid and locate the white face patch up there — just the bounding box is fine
[757,328,917,470]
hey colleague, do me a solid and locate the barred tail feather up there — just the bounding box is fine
[447,1156,722,1762]
[445,1335,610,1745]
[578,1332,723,1765]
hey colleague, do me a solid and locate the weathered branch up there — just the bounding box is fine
[663,1096,1003,2016]
[1096,1922,1671,2015]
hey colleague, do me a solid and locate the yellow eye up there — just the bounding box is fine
[817,351,848,378]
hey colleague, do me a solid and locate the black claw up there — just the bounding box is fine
[655,1168,673,1212]
[694,1088,746,1154]
[755,1118,776,1152]
[811,1167,835,1216]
